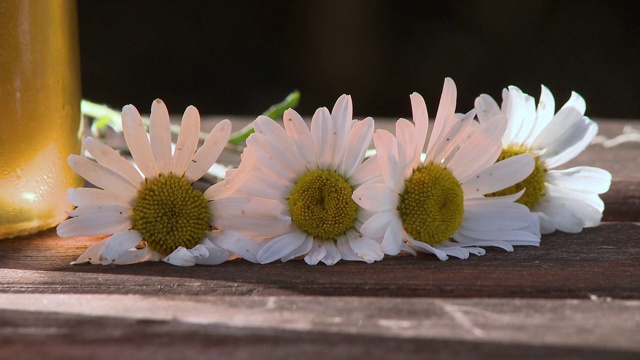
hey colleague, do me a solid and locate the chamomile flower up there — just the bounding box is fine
[353,78,541,261]
[478,86,611,233]
[57,99,258,266]
[231,95,384,265]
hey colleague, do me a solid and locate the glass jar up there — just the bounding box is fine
[0,0,83,239]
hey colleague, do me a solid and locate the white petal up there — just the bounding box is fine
[461,153,534,197]
[187,243,210,259]
[352,183,397,212]
[531,107,585,154]
[464,189,525,206]
[545,166,611,194]
[283,114,318,170]
[98,230,143,264]
[283,109,317,169]
[66,188,131,207]
[257,231,306,264]
[394,118,417,175]
[428,109,474,164]
[311,107,334,169]
[222,173,284,200]
[433,242,471,260]
[67,203,131,217]
[456,227,540,242]
[171,105,201,176]
[381,217,404,255]
[500,86,524,143]
[339,117,374,178]
[247,133,301,180]
[114,246,162,264]
[194,239,231,265]
[185,119,231,183]
[534,191,603,232]
[162,247,197,266]
[83,137,143,188]
[406,238,449,261]
[205,146,258,200]
[373,130,404,193]
[149,99,172,175]
[254,115,302,167]
[350,155,383,186]
[57,213,132,237]
[427,78,457,154]
[122,104,158,179]
[542,119,598,168]
[336,235,362,261]
[210,196,284,220]
[67,155,139,199]
[474,93,501,125]
[216,213,291,239]
[448,132,503,183]
[70,239,107,265]
[208,231,259,263]
[526,85,556,145]
[410,92,429,160]
[360,210,395,240]
[304,239,327,265]
[536,212,557,234]
[347,231,384,262]
[401,243,417,256]
[461,202,532,231]
[545,183,605,212]
[507,88,537,144]
[330,94,353,169]
[320,240,341,265]
[453,232,514,252]
[281,235,314,262]
[449,104,506,181]
[560,91,586,114]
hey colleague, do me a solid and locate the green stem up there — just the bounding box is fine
[81,90,300,146]
[227,90,301,144]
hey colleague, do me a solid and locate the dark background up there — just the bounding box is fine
[78,0,639,119]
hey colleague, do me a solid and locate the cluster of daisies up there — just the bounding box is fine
[57,78,611,266]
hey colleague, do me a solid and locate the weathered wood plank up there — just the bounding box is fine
[0,295,638,360]
[1,223,638,299]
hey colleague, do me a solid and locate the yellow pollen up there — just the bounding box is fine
[132,175,211,256]
[398,164,464,245]
[486,146,546,208]
[287,169,357,241]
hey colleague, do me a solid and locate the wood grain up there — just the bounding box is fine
[1,223,638,299]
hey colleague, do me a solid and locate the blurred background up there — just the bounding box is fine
[78,0,639,119]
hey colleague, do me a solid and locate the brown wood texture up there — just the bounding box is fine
[1,118,639,359]
[0,222,639,299]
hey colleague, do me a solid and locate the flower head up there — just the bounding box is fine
[231,95,384,265]
[478,86,611,233]
[353,78,541,260]
[58,99,255,266]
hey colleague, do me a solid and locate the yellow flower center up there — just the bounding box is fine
[486,146,546,208]
[287,169,357,241]
[132,175,211,256]
[398,164,464,245]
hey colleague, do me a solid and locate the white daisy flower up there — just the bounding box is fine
[57,99,259,266]
[353,78,541,261]
[231,95,384,265]
[477,85,612,233]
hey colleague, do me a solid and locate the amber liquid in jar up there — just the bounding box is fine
[0,0,82,238]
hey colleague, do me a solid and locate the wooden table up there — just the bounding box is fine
[1,119,639,359]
